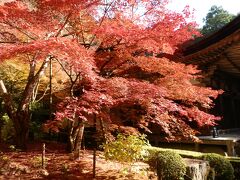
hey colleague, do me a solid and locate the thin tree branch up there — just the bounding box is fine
[18,56,52,111]
[55,13,72,37]
[55,58,73,81]
[88,0,116,48]
[35,84,50,103]
[0,41,18,43]
[4,21,38,40]
[0,80,16,121]
[78,16,86,45]
[32,79,40,102]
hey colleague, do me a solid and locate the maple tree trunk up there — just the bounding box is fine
[15,58,50,149]
[99,118,107,142]
[74,123,84,151]
[0,91,30,150]
[1,86,31,150]
[14,111,30,150]
[0,58,49,150]
[67,121,85,153]
[75,123,84,159]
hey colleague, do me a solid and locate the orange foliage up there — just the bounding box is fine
[0,0,221,140]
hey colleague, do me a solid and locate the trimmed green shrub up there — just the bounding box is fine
[145,146,203,159]
[203,153,234,180]
[103,134,150,164]
[228,158,240,180]
[145,146,238,180]
[207,168,215,180]
[155,150,186,180]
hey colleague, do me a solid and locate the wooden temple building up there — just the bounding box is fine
[182,15,240,130]
[149,16,240,156]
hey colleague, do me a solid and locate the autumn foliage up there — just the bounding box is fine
[0,0,222,147]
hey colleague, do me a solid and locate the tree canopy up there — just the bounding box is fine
[0,0,222,149]
[201,5,236,35]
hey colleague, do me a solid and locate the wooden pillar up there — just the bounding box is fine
[226,141,235,156]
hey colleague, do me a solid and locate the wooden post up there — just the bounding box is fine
[93,114,97,178]
[93,148,96,178]
[49,57,53,120]
[42,143,46,169]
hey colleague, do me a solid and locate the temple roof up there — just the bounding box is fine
[182,15,240,78]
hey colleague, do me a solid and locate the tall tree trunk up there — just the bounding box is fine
[1,79,32,150]
[14,111,30,150]
[67,123,86,155]
[0,56,50,150]
[75,123,84,155]
[13,58,49,149]
[66,121,74,152]
[66,120,85,154]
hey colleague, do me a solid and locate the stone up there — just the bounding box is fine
[39,169,49,177]
[184,158,210,180]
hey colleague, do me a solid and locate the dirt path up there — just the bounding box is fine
[0,142,156,179]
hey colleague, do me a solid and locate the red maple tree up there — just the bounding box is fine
[0,0,221,150]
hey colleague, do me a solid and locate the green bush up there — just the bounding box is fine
[207,168,215,180]
[29,121,44,140]
[155,150,186,180]
[203,153,234,180]
[0,155,10,175]
[1,114,14,142]
[102,134,150,164]
[145,146,239,180]
[31,156,49,168]
[229,160,240,180]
